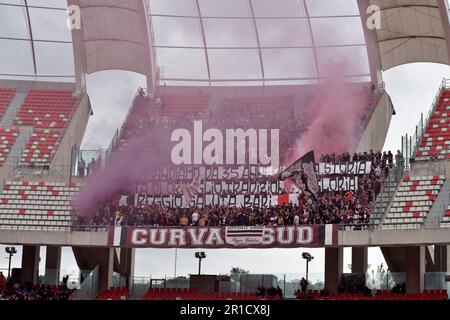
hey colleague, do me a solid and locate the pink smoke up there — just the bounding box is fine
[288,66,374,164]
[75,72,375,214]
[73,127,173,215]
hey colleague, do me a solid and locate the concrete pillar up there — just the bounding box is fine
[324,247,343,294]
[351,247,368,274]
[434,245,448,272]
[119,248,135,291]
[45,246,61,285]
[21,245,40,286]
[98,248,114,292]
[405,246,425,293]
[447,246,450,273]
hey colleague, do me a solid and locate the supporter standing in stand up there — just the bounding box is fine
[78,158,85,177]
[191,208,200,226]
[0,272,5,289]
[300,277,308,293]
[179,214,189,226]
[395,150,405,178]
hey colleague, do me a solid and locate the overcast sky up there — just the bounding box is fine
[1,0,450,285]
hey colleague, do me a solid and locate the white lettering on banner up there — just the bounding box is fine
[188,228,208,245]
[137,180,283,196]
[168,229,186,246]
[205,228,224,246]
[296,227,313,244]
[277,226,295,244]
[148,165,273,181]
[136,194,299,209]
[149,229,168,245]
[131,229,148,245]
[319,176,359,191]
[318,161,372,175]
[124,225,335,247]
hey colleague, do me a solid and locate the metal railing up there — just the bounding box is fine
[7,164,74,182]
[370,165,402,226]
[404,78,450,165]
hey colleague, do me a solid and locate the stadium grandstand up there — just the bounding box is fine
[1,0,450,304]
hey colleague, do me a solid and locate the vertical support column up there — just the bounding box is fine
[45,246,61,285]
[352,247,368,274]
[324,247,343,294]
[434,245,448,272]
[120,248,135,292]
[405,246,425,293]
[98,248,114,292]
[21,245,40,286]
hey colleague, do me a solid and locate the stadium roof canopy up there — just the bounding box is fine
[359,0,450,71]
[1,0,450,89]
[0,0,75,82]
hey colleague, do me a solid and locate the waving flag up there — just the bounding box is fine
[279,151,319,196]
[180,177,202,202]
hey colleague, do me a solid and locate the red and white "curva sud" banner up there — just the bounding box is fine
[108,225,339,248]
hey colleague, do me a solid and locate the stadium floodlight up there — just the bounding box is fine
[302,252,314,282]
[5,247,17,278]
[195,251,206,275]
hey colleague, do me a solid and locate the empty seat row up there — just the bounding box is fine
[0,128,19,166]
[0,88,16,116]
[12,89,78,167]
[383,176,445,228]
[0,181,80,230]
[440,206,450,227]
[415,89,450,160]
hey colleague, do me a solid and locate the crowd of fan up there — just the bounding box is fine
[77,150,399,227]
[0,271,73,300]
[76,86,397,228]
[115,86,381,167]
[320,150,404,169]
[116,94,305,164]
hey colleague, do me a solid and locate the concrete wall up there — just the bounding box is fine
[356,91,394,152]
[0,230,108,247]
[0,165,13,184]
[4,227,450,248]
[51,93,91,170]
[340,228,450,247]
[410,159,449,178]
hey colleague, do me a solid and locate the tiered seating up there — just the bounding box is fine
[416,89,450,160]
[0,181,81,231]
[15,89,77,167]
[383,176,445,229]
[96,287,130,300]
[0,88,15,116]
[441,206,450,227]
[158,95,210,118]
[21,129,60,166]
[218,96,290,117]
[15,89,75,126]
[371,178,398,225]
[0,128,19,166]
[143,288,268,301]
